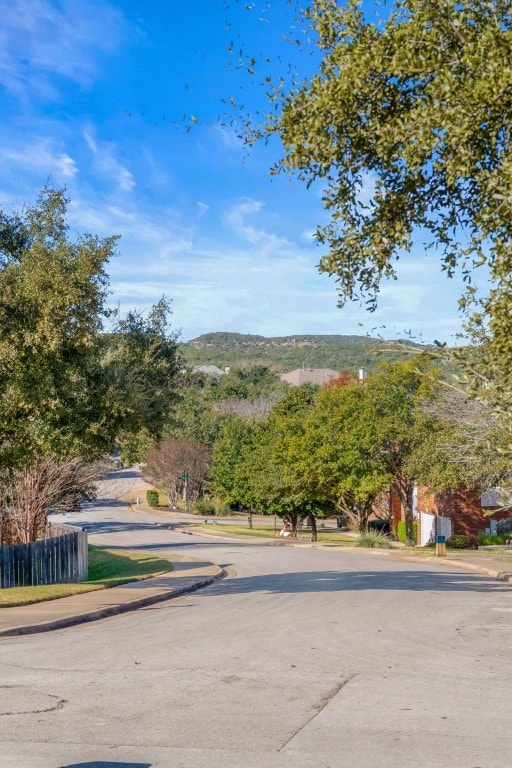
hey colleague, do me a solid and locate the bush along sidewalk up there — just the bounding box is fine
[146,489,159,507]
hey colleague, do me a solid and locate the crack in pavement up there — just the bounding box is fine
[277,675,357,752]
[0,685,67,716]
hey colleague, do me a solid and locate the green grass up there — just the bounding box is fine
[195,523,357,544]
[0,546,173,608]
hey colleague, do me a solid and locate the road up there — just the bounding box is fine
[1,469,512,768]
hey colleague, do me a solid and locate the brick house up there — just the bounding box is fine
[389,484,511,544]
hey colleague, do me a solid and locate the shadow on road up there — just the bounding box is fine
[102,538,258,551]
[85,499,132,510]
[101,468,141,482]
[59,763,151,768]
[78,521,176,535]
[200,569,511,595]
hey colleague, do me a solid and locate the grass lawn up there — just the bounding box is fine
[195,523,357,544]
[0,546,173,608]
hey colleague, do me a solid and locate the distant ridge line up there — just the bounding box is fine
[181,332,421,374]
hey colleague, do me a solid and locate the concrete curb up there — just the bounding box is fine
[0,565,227,638]
[176,526,512,584]
[175,525,287,545]
[412,556,512,584]
[344,547,512,584]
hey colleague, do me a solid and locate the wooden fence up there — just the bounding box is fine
[0,523,88,588]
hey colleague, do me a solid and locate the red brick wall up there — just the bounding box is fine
[389,488,403,534]
[433,489,510,537]
[388,485,511,539]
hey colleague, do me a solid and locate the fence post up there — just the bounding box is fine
[0,523,88,587]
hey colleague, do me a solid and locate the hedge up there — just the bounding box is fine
[396,520,418,543]
[146,490,159,507]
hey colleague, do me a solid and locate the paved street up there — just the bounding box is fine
[1,470,512,768]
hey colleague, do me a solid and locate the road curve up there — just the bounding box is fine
[1,469,512,768]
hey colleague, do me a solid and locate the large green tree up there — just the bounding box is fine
[296,380,392,533]
[214,385,333,537]
[0,188,182,469]
[363,360,438,543]
[211,415,259,508]
[291,360,437,541]
[104,297,181,457]
[0,187,116,467]
[254,0,512,414]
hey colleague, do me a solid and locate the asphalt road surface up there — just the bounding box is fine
[1,469,512,768]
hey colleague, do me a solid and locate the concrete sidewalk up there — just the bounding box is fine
[0,555,226,638]
[401,548,512,583]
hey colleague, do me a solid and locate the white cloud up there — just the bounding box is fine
[83,128,135,192]
[224,198,295,257]
[196,202,209,218]
[70,191,462,344]
[301,228,317,242]
[0,0,130,99]
[0,138,77,179]
[67,197,195,261]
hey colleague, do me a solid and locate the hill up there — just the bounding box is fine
[180,332,423,374]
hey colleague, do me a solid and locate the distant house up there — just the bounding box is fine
[192,365,226,377]
[388,484,512,544]
[280,367,339,387]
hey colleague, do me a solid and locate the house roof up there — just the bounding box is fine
[192,365,226,376]
[280,367,339,386]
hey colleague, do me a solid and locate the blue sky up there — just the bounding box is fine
[0,0,479,343]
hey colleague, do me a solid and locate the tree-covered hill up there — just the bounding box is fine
[180,332,423,374]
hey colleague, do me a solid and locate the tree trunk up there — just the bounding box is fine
[310,515,318,542]
[289,513,299,537]
[393,472,416,546]
[405,484,415,546]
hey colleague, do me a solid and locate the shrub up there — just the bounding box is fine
[496,517,512,534]
[357,530,393,548]
[477,532,512,546]
[396,520,418,543]
[216,503,232,516]
[146,490,159,507]
[194,499,216,515]
[446,534,474,549]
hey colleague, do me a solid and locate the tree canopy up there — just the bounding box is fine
[0,187,181,469]
[0,187,116,467]
[102,297,181,448]
[250,0,512,413]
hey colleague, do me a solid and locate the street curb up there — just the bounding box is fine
[0,566,227,638]
[176,527,512,584]
[175,525,287,545]
[419,557,512,584]
[363,549,512,584]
